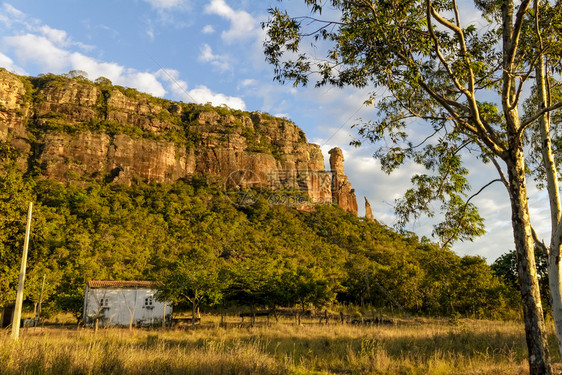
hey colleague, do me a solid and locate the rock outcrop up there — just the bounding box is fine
[365,196,374,221]
[329,148,358,215]
[0,70,358,214]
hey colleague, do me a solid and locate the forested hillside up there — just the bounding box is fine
[0,143,518,320]
[0,71,520,320]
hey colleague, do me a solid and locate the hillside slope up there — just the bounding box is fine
[0,70,517,319]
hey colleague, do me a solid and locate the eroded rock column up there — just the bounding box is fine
[329,147,358,215]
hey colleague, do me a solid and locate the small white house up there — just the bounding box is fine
[83,280,172,327]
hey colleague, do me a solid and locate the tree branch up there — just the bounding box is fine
[426,1,470,97]
[519,101,562,134]
[491,157,510,191]
[531,225,549,257]
[429,4,461,33]
[441,179,503,248]
[508,0,533,68]
[409,125,446,149]
[510,52,544,112]
[428,0,507,156]
[417,77,507,158]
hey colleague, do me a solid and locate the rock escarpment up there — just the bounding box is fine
[0,70,358,214]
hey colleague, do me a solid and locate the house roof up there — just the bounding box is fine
[86,280,157,289]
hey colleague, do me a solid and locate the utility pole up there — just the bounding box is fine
[11,202,33,341]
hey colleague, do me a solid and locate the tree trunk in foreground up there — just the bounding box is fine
[533,10,562,356]
[506,142,552,375]
[539,65,562,359]
[549,251,562,356]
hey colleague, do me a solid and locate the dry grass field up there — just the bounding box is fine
[0,316,560,374]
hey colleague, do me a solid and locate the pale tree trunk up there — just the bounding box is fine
[506,133,552,375]
[533,0,562,358]
[549,244,562,355]
[500,0,552,371]
[537,55,562,362]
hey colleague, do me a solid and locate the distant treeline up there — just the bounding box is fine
[0,142,521,321]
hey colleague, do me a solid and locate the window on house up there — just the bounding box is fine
[99,298,109,307]
[144,297,153,307]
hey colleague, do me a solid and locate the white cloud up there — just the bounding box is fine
[68,53,166,97]
[0,5,94,52]
[156,68,189,96]
[204,0,258,43]
[3,33,166,97]
[146,20,155,40]
[0,52,26,75]
[68,53,124,81]
[188,85,245,109]
[0,3,25,28]
[157,68,246,110]
[39,25,69,46]
[122,71,166,97]
[3,3,24,18]
[202,25,215,34]
[141,0,193,27]
[198,43,231,72]
[143,0,189,9]
[4,34,69,72]
[238,78,257,88]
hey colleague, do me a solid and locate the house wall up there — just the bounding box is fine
[83,287,172,327]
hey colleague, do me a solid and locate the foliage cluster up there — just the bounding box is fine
[0,142,519,320]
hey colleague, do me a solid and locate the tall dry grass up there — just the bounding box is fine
[0,317,557,374]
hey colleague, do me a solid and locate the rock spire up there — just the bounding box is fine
[364,196,374,220]
[329,148,358,215]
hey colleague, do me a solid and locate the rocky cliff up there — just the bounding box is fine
[0,70,358,214]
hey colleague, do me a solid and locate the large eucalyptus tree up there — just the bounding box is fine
[263,0,562,373]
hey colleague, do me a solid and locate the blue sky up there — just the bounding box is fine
[0,0,550,263]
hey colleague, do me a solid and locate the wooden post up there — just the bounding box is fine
[11,202,33,341]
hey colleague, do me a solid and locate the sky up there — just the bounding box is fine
[0,0,552,263]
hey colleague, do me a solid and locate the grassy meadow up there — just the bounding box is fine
[1,316,560,375]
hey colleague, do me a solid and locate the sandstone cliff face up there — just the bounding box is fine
[0,70,358,214]
[0,70,30,157]
[39,131,195,184]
